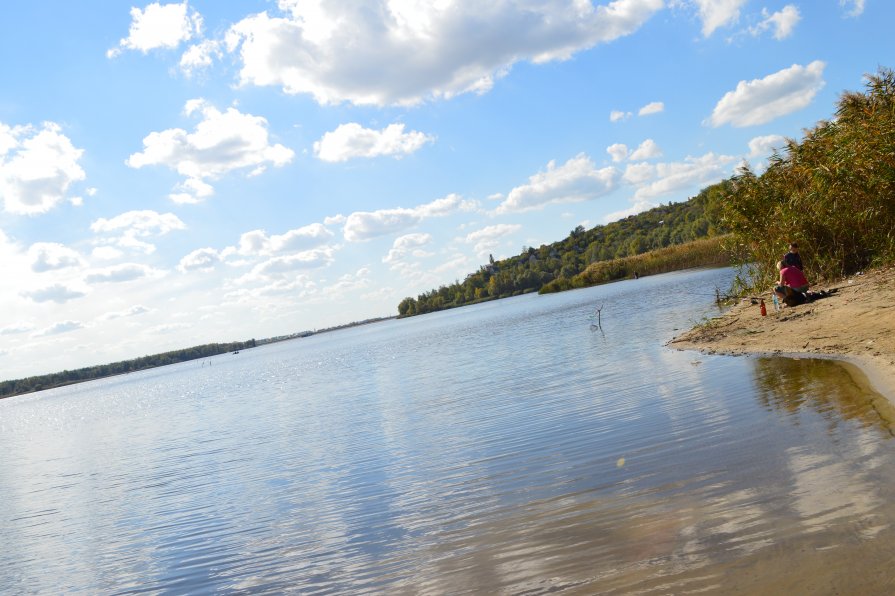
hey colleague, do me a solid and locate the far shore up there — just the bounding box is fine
[667,265,895,404]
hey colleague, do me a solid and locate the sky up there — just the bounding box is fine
[0,0,890,379]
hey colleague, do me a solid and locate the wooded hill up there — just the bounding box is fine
[397,180,730,316]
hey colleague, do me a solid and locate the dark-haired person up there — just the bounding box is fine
[783,242,803,270]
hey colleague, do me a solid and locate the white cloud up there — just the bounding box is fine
[28,242,84,272]
[1,323,35,336]
[108,1,202,58]
[632,152,736,199]
[241,247,336,281]
[747,134,786,158]
[34,320,84,337]
[629,138,662,160]
[383,233,434,271]
[343,194,475,242]
[602,199,658,223]
[464,224,522,257]
[314,123,435,162]
[495,153,618,214]
[638,101,664,116]
[84,263,162,284]
[324,214,346,226]
[607,143,629,163]
[693,0,747,37]
[0,122,86,215]
[180,40,222,76]
[91,210,186,254]
[610,110,632,122]
[226,223,335,258]
[22,283,87,304]
[622,162,657,185]
[178,247,220,272]
[750,5,800,40]
[126,100,294,202]
[92,246,125,261]
[840,0,865,17]
[224,0,665,106]
[320,268,372,297]
[709,61,826,127]
[100,305,152,321]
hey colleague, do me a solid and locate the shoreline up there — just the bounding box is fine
[667,265,895,404]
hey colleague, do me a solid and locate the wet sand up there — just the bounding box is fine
[668,265,895,403]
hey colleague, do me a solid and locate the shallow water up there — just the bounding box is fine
[2,268,895,594]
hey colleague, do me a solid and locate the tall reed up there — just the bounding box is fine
[723,67,895,289]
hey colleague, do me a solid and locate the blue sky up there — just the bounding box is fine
[0,0,889,378]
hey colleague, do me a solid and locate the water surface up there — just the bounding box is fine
[2,268,895,594]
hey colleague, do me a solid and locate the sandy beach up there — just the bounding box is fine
[668,265,895,403]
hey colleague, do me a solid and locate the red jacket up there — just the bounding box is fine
[780,266,808,288]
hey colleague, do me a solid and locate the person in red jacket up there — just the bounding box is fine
[774,259,810,306]
[777,260,808,292]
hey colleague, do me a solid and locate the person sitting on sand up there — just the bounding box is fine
[778,260,808,293]
[774,259,810,307]
[783,242,803,270]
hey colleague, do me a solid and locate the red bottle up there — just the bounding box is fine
[760,299,767,316]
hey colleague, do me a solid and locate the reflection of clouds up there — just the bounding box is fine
[786,447,887,538]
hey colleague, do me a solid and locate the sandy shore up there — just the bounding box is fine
[668,265,895,402]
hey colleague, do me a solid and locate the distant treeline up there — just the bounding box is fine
[0,340,256,399]
[398,179,730,316]
[723,66,895,290]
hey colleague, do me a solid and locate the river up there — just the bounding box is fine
[2,267,894,594]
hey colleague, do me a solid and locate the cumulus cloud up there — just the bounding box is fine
[709,61,826,127]
[227,223,335,258]
[240,247,336,282]
[28,242,84,272]
[320,268,372,297]
[108,1,202,58]
[180,39,222,76]
[464,224,522,257]
[1,323,34,336]
[224,0,664,106]
[383,233,434,271]
[314,123,435,162]
[34,320,84,337]
[0,122,86,215]
[622,162,657,185]
[693,0,747,37]
[178,247,221,272]
[495,153,618,214]
[602,199,658,223]
[92,246,125,260]
[609,110,632,122]
[638,101,664,116]
[22,284,87,304]
[84,263,162,284]
[632,152,736,200]
[91,210,186,253]
[749,5,800,40]
[100,305,152,321]
[343,194,475,242]
[126,99,294,202]
[629,139,662,160]
[840,0,865,17]
[607,143,629,163]
[747,134,787,158]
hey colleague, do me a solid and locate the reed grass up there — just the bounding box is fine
[540,236,733,293]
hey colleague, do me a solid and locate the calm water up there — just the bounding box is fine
[3,268,895,594]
